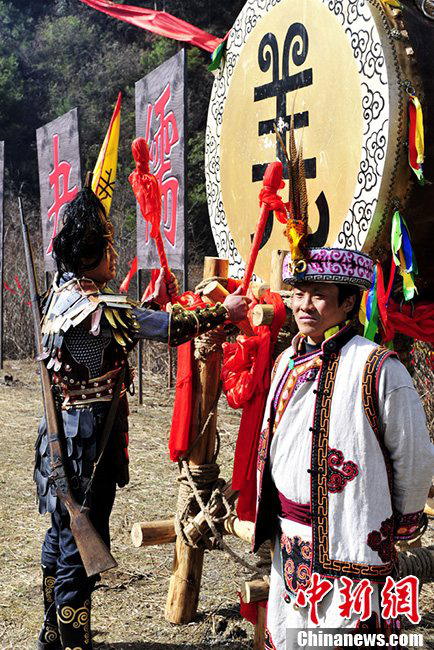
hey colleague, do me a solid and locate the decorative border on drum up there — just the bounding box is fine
[206,0,391,279]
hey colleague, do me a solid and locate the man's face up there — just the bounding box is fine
[80,242,118,286]
[291,282,356,344]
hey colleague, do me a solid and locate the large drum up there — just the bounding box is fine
[205,0,434,294]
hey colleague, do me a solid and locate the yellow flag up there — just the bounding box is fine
[92,92,121,216]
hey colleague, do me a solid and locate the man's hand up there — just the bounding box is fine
[142,268,179,306]
[223,286,251,323]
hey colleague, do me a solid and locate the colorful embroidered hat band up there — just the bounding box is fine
[282,247,374,291]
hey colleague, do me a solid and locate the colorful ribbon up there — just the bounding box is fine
[391,211,418,301]
[360,263,379,341]
[408,94,425,184]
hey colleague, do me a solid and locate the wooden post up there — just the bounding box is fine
[253,604,267,650]
[202,280,254,336]
[131,520,176,548]
[270,249,290,292]
[165,257,228,624]
[0,141,4,370]
[241,578,269,604]
[203,256,228,280]
[137,268,143,405]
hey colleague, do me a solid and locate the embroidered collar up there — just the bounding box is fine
[290,321,355,363]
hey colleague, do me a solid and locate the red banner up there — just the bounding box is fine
[80,0,222,53]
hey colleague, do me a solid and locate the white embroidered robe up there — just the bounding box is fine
[253,329,434,649]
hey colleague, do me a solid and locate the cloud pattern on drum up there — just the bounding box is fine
[206,0,392,278]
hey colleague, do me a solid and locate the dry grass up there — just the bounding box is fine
[0,358,252,650]
[0,358,432,649]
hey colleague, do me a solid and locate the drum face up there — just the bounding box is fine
[206,0,434,289]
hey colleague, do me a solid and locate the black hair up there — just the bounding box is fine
[337,284,362,319]
[52,188,113,276]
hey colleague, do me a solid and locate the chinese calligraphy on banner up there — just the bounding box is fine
[135,49,185,272]
[36,108,81,271]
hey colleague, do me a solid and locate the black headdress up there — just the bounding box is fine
[52,185,114,276]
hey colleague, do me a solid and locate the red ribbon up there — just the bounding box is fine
[383,299,434,343]
[168,292,209,462]
[377,258,434,343]
[79,0,222,53]
[222,290,286,522]
[238,592,267,625]
[119,256,138,294]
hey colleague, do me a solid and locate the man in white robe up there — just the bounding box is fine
[253,247,434,649]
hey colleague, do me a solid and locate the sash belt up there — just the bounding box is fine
[278,491,312,526]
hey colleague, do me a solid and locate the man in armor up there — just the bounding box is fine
[35,187,249,650]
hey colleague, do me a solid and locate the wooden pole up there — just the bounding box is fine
[253,603,267,650]
[251,304,275,328]
[164,257,229,624]
[270,249,290,292]
[168,346,173,389]
[202,280,254,336]
[182,47,189,298]
[241,578,269,604]
[129,509,255,549]
[223,514,254,544]
[203,256,228,280]
[0,142,4,370]
[131,520,176,548]
[137,268,143,405]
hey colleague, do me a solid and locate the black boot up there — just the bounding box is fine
[57,598,92,649]
[37,566,61,650]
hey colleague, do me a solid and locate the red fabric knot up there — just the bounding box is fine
[258,161,287,223]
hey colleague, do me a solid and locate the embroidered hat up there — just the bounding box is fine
[282,247,374,290]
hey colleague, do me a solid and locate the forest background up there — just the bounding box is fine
[0,0,245,358]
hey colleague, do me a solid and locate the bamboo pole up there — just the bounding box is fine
[164,257,228,624]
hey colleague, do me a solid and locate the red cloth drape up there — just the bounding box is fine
[169,340,195,461]
[383,299,434,343]
[80,0,222,52]
[376,259,434,343]
[168,292,208,461]
[238,592,267,625]
[222,291,286,522]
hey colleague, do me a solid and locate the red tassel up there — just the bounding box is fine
[119,256,138,293]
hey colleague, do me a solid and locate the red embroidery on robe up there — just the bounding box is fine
[367,516,395,563]
[327,447,359,493]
